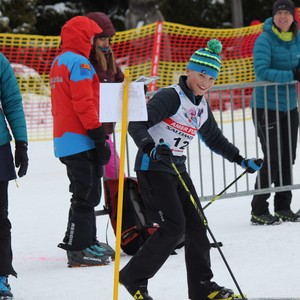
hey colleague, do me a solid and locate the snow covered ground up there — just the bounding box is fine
[7,134,300,299]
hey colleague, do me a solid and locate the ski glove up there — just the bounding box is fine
[88,126,111,176]
[148,140,173,161]
[103,122,115,135]
[294,70,300,82]
[15,141,29,177]
[241,158,263,174]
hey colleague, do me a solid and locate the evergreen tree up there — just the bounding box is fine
[159,0,231,28]
[34,0,127,35]
[2,0,300,35]
[0,0,37,33]
[35,1,83,35]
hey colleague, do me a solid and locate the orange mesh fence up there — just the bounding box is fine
[0,19,267,141]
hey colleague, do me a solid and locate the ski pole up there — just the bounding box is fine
[171,161,246,300]
[203,170,247,210]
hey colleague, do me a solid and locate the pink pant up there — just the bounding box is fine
[104,136,122,179]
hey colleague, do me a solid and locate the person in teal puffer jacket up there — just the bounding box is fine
[0,52,28,299]
[250,0,300,225]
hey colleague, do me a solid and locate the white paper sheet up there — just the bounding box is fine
[99,82,148,122]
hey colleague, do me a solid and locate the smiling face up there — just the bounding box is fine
[273,10,294,32]
[186,69,216,96]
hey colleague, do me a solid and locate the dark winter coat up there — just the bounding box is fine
[87,12,124,83]
[251,17,300,111]
[86,12,124,135]
[0,52,27,146]
[128,75,243,174]
[89,51,124,84]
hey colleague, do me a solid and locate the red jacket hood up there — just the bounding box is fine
[60,16,103,58]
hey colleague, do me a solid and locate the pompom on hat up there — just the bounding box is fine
[272,0,295,17]
[186,39,222,80]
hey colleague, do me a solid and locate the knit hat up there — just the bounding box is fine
[186,39,222,79]
[86,12,116,37]
[272,0,295,17]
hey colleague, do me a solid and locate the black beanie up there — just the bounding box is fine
[272,0,295,17]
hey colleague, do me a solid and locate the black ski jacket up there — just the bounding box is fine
[128,75,243,174]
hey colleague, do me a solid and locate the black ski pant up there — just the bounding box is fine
[59,150,102,251]
[0,181,17,277]
[0,143,17,277]
[120,170,213,299]
[251,108,299,215]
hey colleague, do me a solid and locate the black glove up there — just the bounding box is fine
[15,141,28,177]
[144,139,172,161]
[103,122,115,135]
[294,70,300,82]
[144,84,148,94]
[241,158,263,174]
[88,126,111,176]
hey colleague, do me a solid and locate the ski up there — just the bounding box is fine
[246,298,300,300]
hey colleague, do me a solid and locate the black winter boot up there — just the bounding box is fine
[250,212,281,225]
[275,210,300,222]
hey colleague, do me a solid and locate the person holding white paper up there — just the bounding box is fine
[86,12,124,180]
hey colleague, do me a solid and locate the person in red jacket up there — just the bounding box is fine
[49,16,112,267]
[86,12,124,180]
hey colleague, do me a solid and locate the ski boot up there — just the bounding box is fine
[66,245,110,267]
[200,281,241,300]
[119,274,153,300]
[93,241,115,260]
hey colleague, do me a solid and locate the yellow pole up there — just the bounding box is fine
[113,68,130,300]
